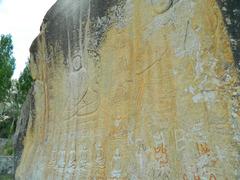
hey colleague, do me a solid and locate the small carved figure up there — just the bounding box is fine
[66,150,76,174]
[57,151,66,168]
[96,143,105,168]
[175,129,186,152]
[111,148,122,178]
[78,145,89,171]
[55,151,65,174]
[153,131,165,147]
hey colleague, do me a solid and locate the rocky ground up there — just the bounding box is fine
[0,139,14,177]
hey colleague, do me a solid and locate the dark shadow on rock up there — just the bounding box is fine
[217,0,240,71]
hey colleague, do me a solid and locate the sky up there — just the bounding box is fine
[0,0,56,79]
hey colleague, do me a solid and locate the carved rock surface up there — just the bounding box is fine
[16,0,240,179]
[13,87,34,172]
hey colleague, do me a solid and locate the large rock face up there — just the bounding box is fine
[16,0,240,179]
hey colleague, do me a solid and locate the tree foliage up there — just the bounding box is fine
[0,34,33,139]
[0,63,33,138]
[0,34,15,102]
[16,62,33,105]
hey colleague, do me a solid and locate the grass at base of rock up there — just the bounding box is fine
[0,140,13,156]
[0,175,14,180]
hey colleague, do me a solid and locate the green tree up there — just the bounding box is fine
[0,64,33,138]
[0,34,15,138]
[0,34,15,102]
[16,62,33,105]
[0,34,33,139]
[1,63,33,138]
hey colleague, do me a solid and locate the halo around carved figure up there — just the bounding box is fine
[72,55,82,71]
[151,0,173,14]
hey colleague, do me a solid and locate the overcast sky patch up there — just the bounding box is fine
[0,0,56,79]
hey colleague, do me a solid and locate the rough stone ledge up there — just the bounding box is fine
[0,156,14,175]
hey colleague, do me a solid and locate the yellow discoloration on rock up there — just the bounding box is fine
[16,0,240,179]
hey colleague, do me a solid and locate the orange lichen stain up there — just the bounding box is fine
[209,174,217,180]
[194,175,201,180]
[183,174,217,180]
[183,174,188,180]
[154,144,168,164]
[197,143,211,155]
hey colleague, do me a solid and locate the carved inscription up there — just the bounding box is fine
[150,132,170,178]
[72,55,82,71]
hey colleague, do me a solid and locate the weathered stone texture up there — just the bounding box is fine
[13,87,34,172]
[217,0,240,70]
[16,0,240,179]
[0,156,14,175]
